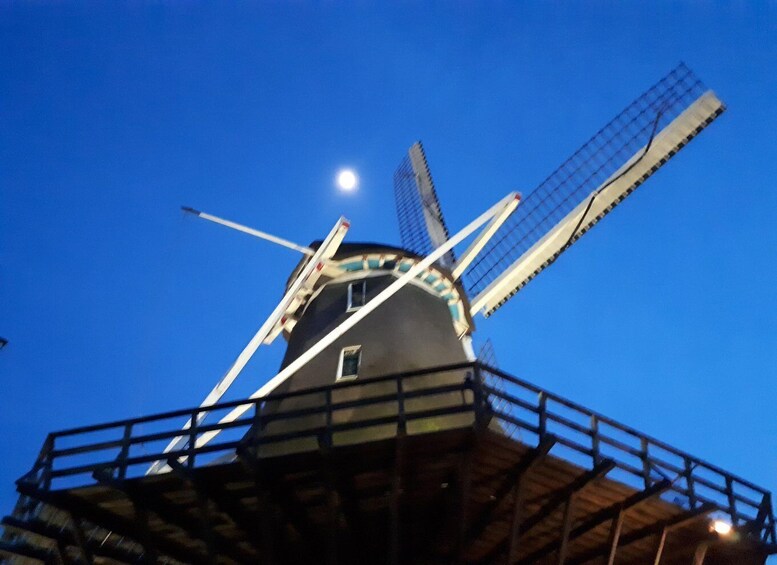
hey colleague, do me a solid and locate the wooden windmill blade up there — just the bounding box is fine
[466,63,726,317]
[393,141,456,268]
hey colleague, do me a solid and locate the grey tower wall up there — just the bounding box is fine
[278,274,468,388]
[256,256,475,454]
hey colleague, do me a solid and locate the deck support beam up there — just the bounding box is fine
[557,495,576,565]
[166,457,259,557]
[692,541,710,565]
[605,509,624,565]
[16,484,197,564]
[518,478,672,564]
[454,448,474,564]
[503,440,558,565]
[518,460,615,540]
[570,503,715,564]
[269,481,321,559]
[132,503,159,565]
[323,457,338,565]
[55,538,69,565]
[0,540,57,564]
[467,437,557,548]
[68,514,93,565]
[92,473,252,563]
[389,435,406,565]
[1,515,137,564]
[653,525,667,564]
[482,459,615,564]
[237,447,313,565]
[505,474,528,565]
[196,488,215,563]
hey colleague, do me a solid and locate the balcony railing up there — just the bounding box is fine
[17,361,776,544]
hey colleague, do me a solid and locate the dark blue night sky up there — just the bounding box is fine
[2,2,776,539]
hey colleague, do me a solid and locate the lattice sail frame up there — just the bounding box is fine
[466,63,726,316]
[393,141,456,268]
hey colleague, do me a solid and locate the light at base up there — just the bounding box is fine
[711,519,732,536]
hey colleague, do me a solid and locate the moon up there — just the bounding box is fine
[336,169,358,191]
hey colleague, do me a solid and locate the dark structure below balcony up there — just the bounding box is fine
[2,363,775,564]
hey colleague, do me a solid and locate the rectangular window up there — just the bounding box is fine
[337,346,361,381]
[347,280,367,311]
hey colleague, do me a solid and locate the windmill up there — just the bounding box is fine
[4,63,775,565]
[152,62,725,458]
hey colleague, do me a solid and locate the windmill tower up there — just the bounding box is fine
[3,64,775,565]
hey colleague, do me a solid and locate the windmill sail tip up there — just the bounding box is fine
[393,141,455,267]
[466,64,726,317]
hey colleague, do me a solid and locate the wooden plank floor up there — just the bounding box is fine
[4,427,771,564]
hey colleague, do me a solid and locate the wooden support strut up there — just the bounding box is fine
[0,539,57,564]
[68,514,94,565]
[505,472,528,565]
[237,448,334,563]
[166,457,260,557]
[236,447,317,565]
[132,502,159,565]
[92,473,253,564]
[653,525,668,565]
[389,433,406,565]
[569,503,715,565]
[466,436,557,547]
[15,483,204,565]
[320,415,339,565]
[1,517,68,564]
[454,447,474,564]
[481,459,615,565]
[197,484,215,563]
[693,541,710,565]
[517,478,672,564]
[557,495,576,565]
[605,508,624,565]
[516,460,615,537]
[331,471,363,557]
[56,540,69,565]
[1,515,139,565]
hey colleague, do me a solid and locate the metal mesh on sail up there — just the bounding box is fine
[393,142,455,267]
[465,63,709,299]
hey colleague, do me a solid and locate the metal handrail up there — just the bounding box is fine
[17,361,776,544]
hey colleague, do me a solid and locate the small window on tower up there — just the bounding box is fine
[337,346,361,381]
[347,280,367,311]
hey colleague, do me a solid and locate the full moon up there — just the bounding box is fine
[336,169,358,191]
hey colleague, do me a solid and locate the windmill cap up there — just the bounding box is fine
[283,241,458,292]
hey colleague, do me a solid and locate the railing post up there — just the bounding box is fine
[538,392,547,441]
[684,457,697,509]
[117,422,133,480]
[40,434,54,490]
[760,493,777,543]
[323,389,334,449]
[187,409,198,469]
[640,438,651,488]
[725,477,738,526]
[253,398,263,440]
[591,416,601,465]
[396,375,407,436]
[471,365,482,427]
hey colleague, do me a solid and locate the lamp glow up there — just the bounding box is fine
[712,519,732,536]
[337,169,358,191]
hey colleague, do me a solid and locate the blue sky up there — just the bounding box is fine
[2,0,776,539]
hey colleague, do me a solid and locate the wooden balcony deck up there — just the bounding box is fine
[2,362,774,564]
